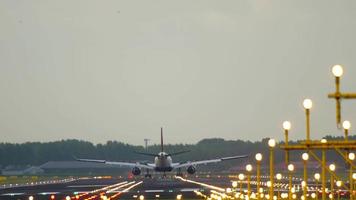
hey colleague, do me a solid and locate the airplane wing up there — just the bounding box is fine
[76,158,155,169]
[173,155,248,169]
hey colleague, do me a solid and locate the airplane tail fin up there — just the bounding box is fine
[160,127,164,152]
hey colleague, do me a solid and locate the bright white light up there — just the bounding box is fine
[336,181,342,187]
[276,173,282,180]
[139,195,145,200]
[255,153,263,161]
[288,164,294,172]
[232,181,238,188]
[283,121,291,131]
[66,196,70,200]
[267,181,272,187]
[302,153,309,161]
[301,181,306,187]
[332,65,343,77]
[246,164,253,172]
[314,173,320,180]
[349,153,355,161]
[268,139,276,148]
[28,196,34,200]
[311,193,316,199]
[303,99,313,109]
[353,173,356,180]
[321,139,327,143]
[238,173,245,181]
[343,120,351,130]
[329,164,336,171]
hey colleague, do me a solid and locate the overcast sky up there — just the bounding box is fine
[0,1,356,145]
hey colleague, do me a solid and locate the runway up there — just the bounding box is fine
[0,175,230,200]
[0,174,345,199]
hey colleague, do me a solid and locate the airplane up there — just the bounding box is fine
[77,128,248,177]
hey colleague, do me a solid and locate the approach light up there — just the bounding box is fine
[283,121,291,131]
[332,65,343,77]
[276,173,282,180]
[303,99,313,109]
[255,153,262,161]
[246,164,253,172]
[329,164,336,171]
[288,164,294,172]
[268,139,276,148]
[343,120,351,130]
[314,173,320,181]
[302,153,309,161]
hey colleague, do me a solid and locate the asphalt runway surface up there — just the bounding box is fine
[0,176,230,200]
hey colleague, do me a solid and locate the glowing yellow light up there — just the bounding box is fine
[238,173,245,181]
[349,153,355,161]
[332,65,343,77]
[268,139,276,148]
[329,164,336,171]
[343,120,351,130]
[314,173,320,180]
[336,181,342,187]
[246,164,253,172]
[283,121,291,131]
[303,99,313,109]
[276,173,282,180]
[302,153,309,161]
[288,164,294,172]
[255,153,263,161]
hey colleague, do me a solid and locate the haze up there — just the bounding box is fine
[1,1,356,145]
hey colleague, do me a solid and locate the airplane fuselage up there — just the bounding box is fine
[153,152,173,172]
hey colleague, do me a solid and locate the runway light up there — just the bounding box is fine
[288,164,294,172]
[349,153,355,161]
[139,195,145,200]
[314,173,320,181]
[65,196,70,200]
[268,139,276,148]
[28,196,34,200]
[343,120,351,130]
[332,65,343,77]
[302,153,309,161]
[50,194,55,199]
[303,99,313,109]
[329,163,336,171]
[255,153,262,161]
[176,194,182,200]
[283,121,291,131]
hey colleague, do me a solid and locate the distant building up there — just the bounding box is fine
[39,161,128,175]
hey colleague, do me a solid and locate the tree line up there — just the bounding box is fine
[0,135,353,168]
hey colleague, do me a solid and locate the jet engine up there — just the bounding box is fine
[187,166,196,174]
[132,167,141,175]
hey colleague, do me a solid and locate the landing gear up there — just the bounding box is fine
[145,169,152,178]
[176,168,183,177]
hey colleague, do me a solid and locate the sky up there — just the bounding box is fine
[0,1,356,145]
